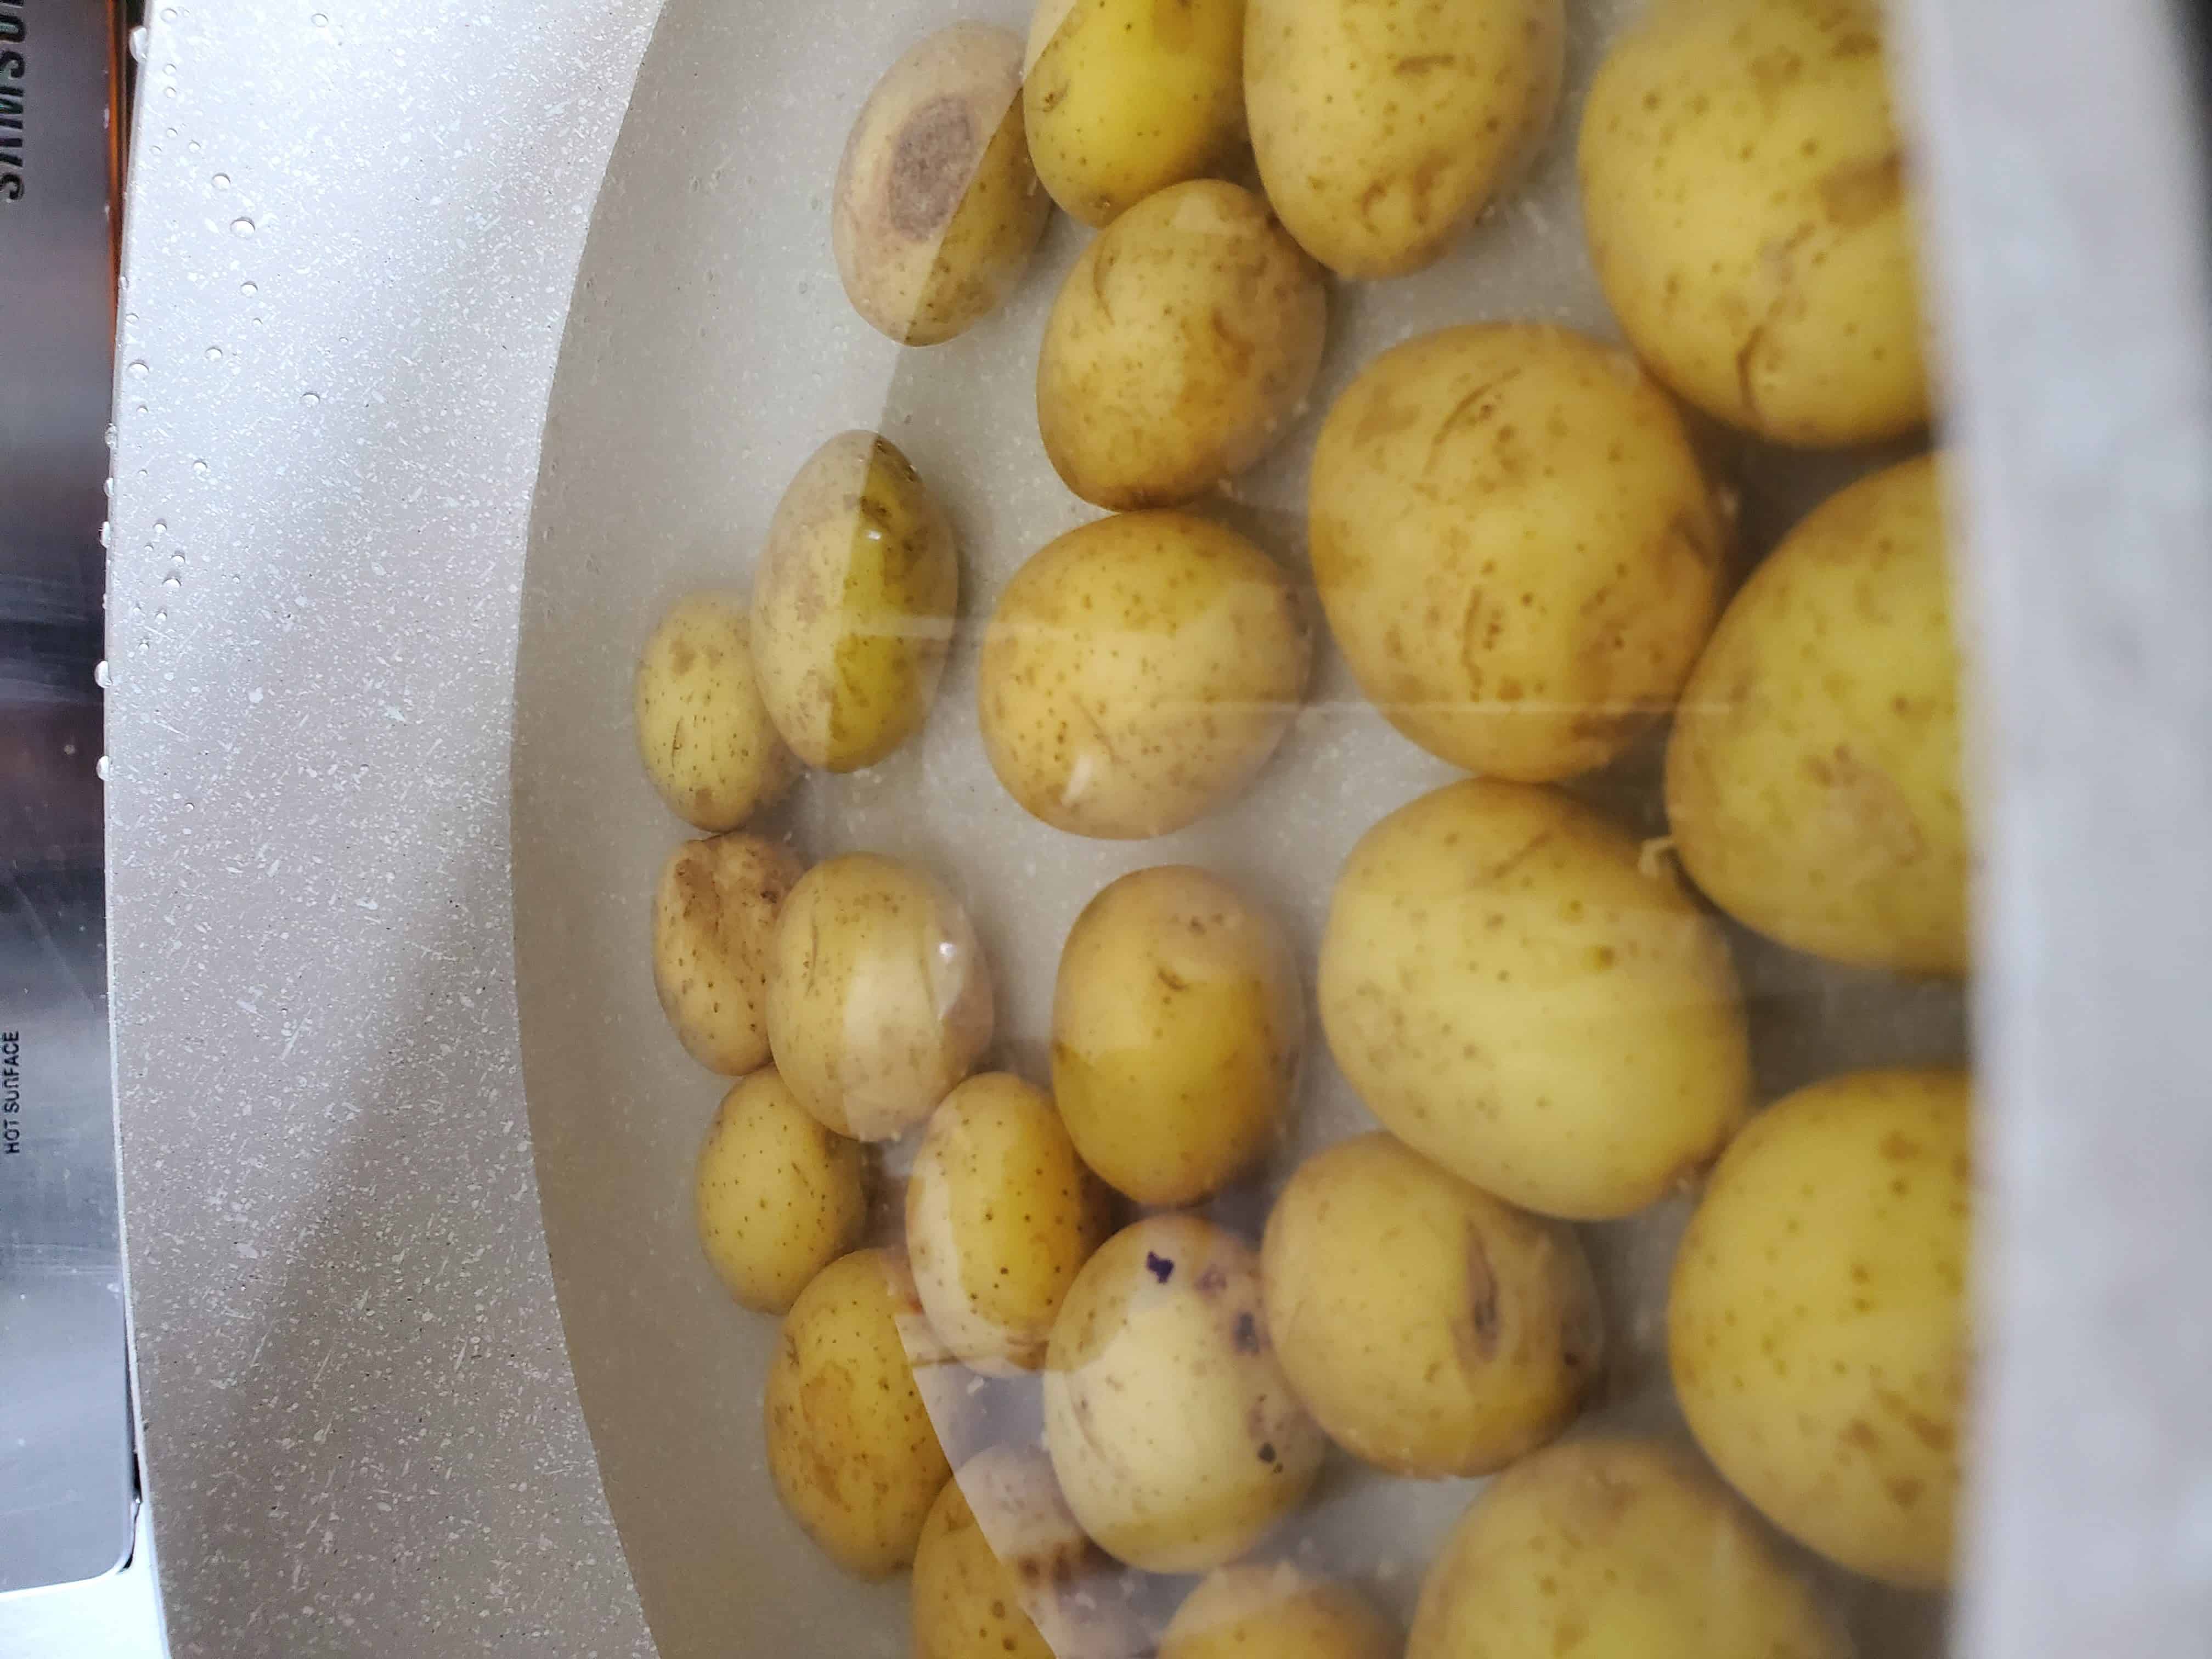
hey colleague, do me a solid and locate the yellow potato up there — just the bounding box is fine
[693,1069,871,1314]
[1246,0,1564,278]
[1318,780,1751,1220]
[1052,866,1300,1205]
[1407,1438,1851,1659]
[907,1073,1117,1374]
[1023,0,1246,228]
[1161,1563,1398,1659]
[751,431,959,772]
[633,593,796,831]
[1670,1066,1971,1588]
[764,1249,955,1578]
[766,853,995,1141]
[1038,180,1327,509]
[1667,454,1966,974]
[1044,1215,1324,1572]
[651,832,805,1076]
[832,23,1054,346]
[1261,1133,1602,1477]
[1579,0,1929,445]
[1311,324,1725,782]
[978,511,1310,839]
[912,1446,1147,1659]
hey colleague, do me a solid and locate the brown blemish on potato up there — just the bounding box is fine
[1819,150,1903,227]
[887,95,980,241]
[1455,1224,1502,1366]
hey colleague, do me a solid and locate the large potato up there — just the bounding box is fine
[764,1249,955,1578]
[694,1069,871,1314]
[752,431,959,773]
[1044,1215,1324,1572]
[1311,325,1725,782]
[1246,0,1564,278]
[978,511,1310,838]
[633,593,796,831]
[832,23,1054,346]
[1052,866,1300,1205]
[1579,0,1929,445]
[651,832,805,1076]
[1671,1066,1972,1588]
[1407,1438,1850,1659]
[1667,454,1966,974]
[1318,780,1751,1219]
[1261,1133,1601,1477]
[1037,180,1327,509]
[766,853,995,1141]
[907,1073,1117,1374]
[1023,0,1245,228]
[1162,1564,1398,1659]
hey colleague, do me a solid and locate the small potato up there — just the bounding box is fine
[752,431,959,773]
[1671,1067,1972,1588]
[978,512,1310,839]
[651,832,805,1076]
[1023,0,1246,229]
[1579,0,1929,445]
[913,1446,1147,1659]
[633,593,796,831]
[766,853,995,1141]
[1311,324,1725,781]
[1246,0,1565,278]
[907,1073,1117,1374]
[764,1249,955,1578]
[1038,180,1327,509]
[1407,1438,1851,1659]
[832,24,1054,346]
[694,1069,871,1314]
[1161,1563,1398,1659]
[1044,1215,1324,1572]
[1052,866,1300,1205]
[1318,780,1751,1220]
[1261,1133,1602,1477]
[1667,455,1966,974]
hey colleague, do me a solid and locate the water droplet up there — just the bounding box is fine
[240,280,258,296]
[230,217,255,237]
[192,460,210,476]
[161,5,177,19]
[126,360,149,378]
[96,756,111,782]
[186,139,200,154]
[161,84,177,99]
[312,10,328,22]
[160,62,176,78]
[211,172,230,189]
[153,520,168,537]
[94,661,110,689]
[135,404,148,415]
[155,609,168,622]
[171,552,185,567]
[300,391,320,407]
[103,477,114,499]
[104,423,118,449]
[163,574,181,589]
[98,522,111,548]
[206,346,224,362]
[127,25,147,58]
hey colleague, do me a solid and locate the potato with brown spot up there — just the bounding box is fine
[1261,1133,1601,1477]
[1310,324,1726,782]
[651,832,804,1075]
[833,24,1054,345]
[1161,1562,1398,1659]
[1038,179,1327,509]
[978,511,1311,839]
[1579,0,1930,445]
[694,1068,871,1314]
[1670,1066,1972,1587]
[632,593,795,831]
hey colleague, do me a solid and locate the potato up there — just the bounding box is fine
[651,832,805,1076]
[1318,780,1751,1220]
[751,431,959,773]
[978,512,1310,838]
[1407,1438,1850,1659]
[766,853,995,1141]
[1670,1066,1971,1588]
[1246,0,1565,278]
[1579,0,1928,445]
[1261,1133,1601,1477]
[694,1069,871,1314]
[913,1446,1147,1659]
[1044,1215,1324,1572]
[633,593,796,831]
[833,24,1054,347]
[1162,1563,1398,1659]
[1051,866,1300,1205]
[907,1073,1117,1374]
[1667,455,1966,974]
[1037,180,1327,510]
[1023,0,1245,229]
[1310,324,1725,781]
[764,1249,956,1578]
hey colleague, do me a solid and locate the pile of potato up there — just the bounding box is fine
[631,0,1972,1653]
